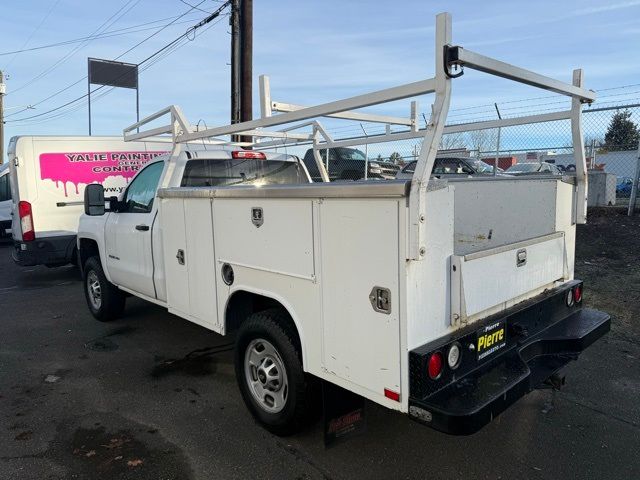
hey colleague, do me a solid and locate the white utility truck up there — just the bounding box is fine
[7,136,169,266]
[78,13,610,438]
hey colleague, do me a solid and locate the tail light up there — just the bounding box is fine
[428,352,444,380]
[18,201,35,242]
[573,285,583,304]
[232,150,266,160]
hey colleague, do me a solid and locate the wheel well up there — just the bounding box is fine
[78,238,100,268]
[225,291,302,353]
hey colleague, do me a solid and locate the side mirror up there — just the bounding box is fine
[84,183,105,216]
[107,196,121,212]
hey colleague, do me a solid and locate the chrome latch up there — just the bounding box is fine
[516,248,527,267]
[369,286,391,314]
[176,249,185,265]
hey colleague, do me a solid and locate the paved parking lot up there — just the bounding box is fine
[1,209,639,480]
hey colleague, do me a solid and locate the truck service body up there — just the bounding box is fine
[77,13,609,437]
[7,136,169,266]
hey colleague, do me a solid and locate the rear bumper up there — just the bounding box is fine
[13,234,77,267]
[408,281,610,435]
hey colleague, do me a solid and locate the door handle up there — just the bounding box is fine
[135,224,150,231]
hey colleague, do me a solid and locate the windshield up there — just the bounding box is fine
[471,160,494,173]
[181,159,308,187]
[336,148,367,161]
[507,163,541,173]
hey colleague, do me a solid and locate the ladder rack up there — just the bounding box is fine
[123,11,595,259]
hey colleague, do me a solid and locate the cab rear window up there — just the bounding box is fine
[181,159,307,187]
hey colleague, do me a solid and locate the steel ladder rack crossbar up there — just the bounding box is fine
[123,11,595,260]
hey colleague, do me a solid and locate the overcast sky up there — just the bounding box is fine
[2,0,640,154]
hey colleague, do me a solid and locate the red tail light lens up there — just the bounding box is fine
[573,285,583,304]
[428,352,444,380]
[18,201,35,242]
[232,150,266,160]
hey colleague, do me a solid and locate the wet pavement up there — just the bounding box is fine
[0,214,639,479]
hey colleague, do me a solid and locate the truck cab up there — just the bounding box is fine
[78,147,310,316]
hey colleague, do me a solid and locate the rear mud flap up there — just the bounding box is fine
[322,381,366,447]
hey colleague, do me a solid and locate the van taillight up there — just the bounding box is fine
[18,201,35,242]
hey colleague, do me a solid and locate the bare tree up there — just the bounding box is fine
[439,132,465,150]
[466,129,498,156]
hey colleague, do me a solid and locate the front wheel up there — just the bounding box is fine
[83,256,125,321]
[234,309,316,436]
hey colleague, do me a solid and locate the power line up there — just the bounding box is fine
[7,0,143,96]
[5,0,214,120]
[178,0,213,14]
[0,13,208,57]
[2,0,63,70]
[6,4,230,125]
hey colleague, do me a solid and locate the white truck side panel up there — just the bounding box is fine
[452,179,561,256]
[319,199,402,401]
[185,199,218,329]
[213,199,315,280]
[161,197,218,330]
[405,187,455,350]
[451,233,565,322]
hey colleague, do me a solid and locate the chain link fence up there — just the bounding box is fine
[281,104,639,209]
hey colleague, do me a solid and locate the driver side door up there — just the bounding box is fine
[105,161,164,299]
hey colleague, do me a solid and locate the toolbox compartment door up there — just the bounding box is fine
[451,232,567,325]
[160,197,219,331]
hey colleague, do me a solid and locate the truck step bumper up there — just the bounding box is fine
[409,305,610,435]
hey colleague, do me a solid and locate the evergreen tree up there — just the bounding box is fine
[603,110,639,151]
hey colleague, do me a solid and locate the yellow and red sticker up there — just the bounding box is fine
[477,320,507,360]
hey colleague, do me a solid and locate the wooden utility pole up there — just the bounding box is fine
[230,0,252,143]
[230,0,240,127]
[239,0,252,125]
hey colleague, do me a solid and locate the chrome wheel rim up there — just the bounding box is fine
[244,338,288,414]
[86,271,102,310]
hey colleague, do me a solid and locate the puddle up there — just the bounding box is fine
[85,338,118,352]
[150,345,233,379]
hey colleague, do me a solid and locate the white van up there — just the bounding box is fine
[8,136,170,266]
[0,164,12,238]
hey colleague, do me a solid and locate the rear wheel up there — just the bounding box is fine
[83,256,125,321]
[234,309,316,436]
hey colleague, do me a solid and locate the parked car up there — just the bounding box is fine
[0,164,12,238]
[505,162,562,175]
[302,147,399,181]
[7,136,169,267]
[617,177,633,196]
[395,156,497,179]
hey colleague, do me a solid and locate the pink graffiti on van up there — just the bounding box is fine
[39,151,168,196]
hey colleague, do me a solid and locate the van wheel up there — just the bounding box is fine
[235,309,316,436]
[83,256,125,322]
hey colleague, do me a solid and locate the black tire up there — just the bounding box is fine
[234,309,316,436]
[83,256,125,322]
